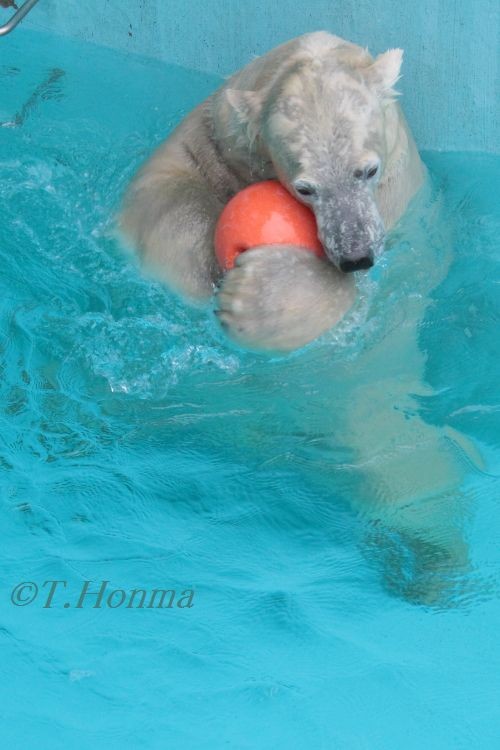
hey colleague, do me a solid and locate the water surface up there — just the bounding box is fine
[0,29,499,750]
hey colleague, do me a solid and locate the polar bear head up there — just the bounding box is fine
[226,38,404,272]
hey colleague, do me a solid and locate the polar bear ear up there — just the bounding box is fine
[365,48,403,98]
[225,88,262,122]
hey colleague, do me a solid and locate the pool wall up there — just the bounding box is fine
[15,0,500,153]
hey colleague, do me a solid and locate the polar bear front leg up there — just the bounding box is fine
[121,170,224,300]
[216,246,356,351]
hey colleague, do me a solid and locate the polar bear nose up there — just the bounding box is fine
[339,255,374,272]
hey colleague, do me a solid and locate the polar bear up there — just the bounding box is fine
[120,31,425,351]
[121,32,477,605]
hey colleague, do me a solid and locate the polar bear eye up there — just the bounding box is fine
[354,164,379,180]
[294,181,317,198]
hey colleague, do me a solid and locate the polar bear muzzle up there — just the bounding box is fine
[313,186,385,273]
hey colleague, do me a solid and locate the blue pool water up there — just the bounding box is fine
[1,30,499,749]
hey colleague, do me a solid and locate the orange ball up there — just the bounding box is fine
[214,180,325,271]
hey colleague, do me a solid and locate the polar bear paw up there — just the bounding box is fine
[215,245,355,352]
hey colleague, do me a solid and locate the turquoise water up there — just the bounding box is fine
[1,30,499,749]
